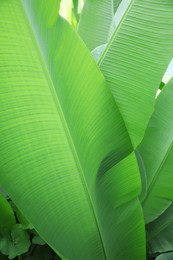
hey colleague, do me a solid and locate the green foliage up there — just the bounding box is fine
[156,252,173,260]
[139,79,173,224]
[0,0,173,259]
[0,224,30,259]
[0,191,59,259]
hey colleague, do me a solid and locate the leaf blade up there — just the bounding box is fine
[147,203,173,254]
[77,0,113,50]
[139,79,173,223]
[0,0,145,259]
[99,0,173,147]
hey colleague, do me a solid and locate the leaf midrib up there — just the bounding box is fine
[21,3,107,259]
[98,0,134,66]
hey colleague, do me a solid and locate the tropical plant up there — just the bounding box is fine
[0,0,173,259]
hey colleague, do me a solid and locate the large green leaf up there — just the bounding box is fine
[0,193,30,259]
[95,152,145,259]
[108,0,131,41]
[91,0,132,63]
[77,0,113,50]
[0,0,145,259]
[147,203,173,254]
[98,0,173,147]
[138,79,173,223]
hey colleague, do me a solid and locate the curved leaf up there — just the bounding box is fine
[147,203,173,254]
[0,0,145,259]
[95,152,145,259]
[77,0,113,50]
[0,224,30,260]
[91,0,131,63]
[156,252,173,260]
[98,0,173,147]
[139,79,173,223]
[0,193,30,258]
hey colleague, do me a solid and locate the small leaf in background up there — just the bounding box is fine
[32,234,46,246]
[0,224,30,259]
[0,192,15,231]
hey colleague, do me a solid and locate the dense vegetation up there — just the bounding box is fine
[0,0,173,259]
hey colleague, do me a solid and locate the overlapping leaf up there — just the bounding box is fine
[78,0,173,148]
[138,79,173,223]
[77,0,113,50]
[147,203,173,254]
[98,0,173,147]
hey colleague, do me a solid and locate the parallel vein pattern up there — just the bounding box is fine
[77,0,113,51]
[0,1,105,259]
[139,79,173,224]
[147,203,173,253]
[0,0,146,259]
[99,0,173,147]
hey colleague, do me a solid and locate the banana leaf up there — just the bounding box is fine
[147,203,173,254]
[77,0,113,50]
[74,1,173,149]
[139,79,173,223]
[0,0,145,259]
